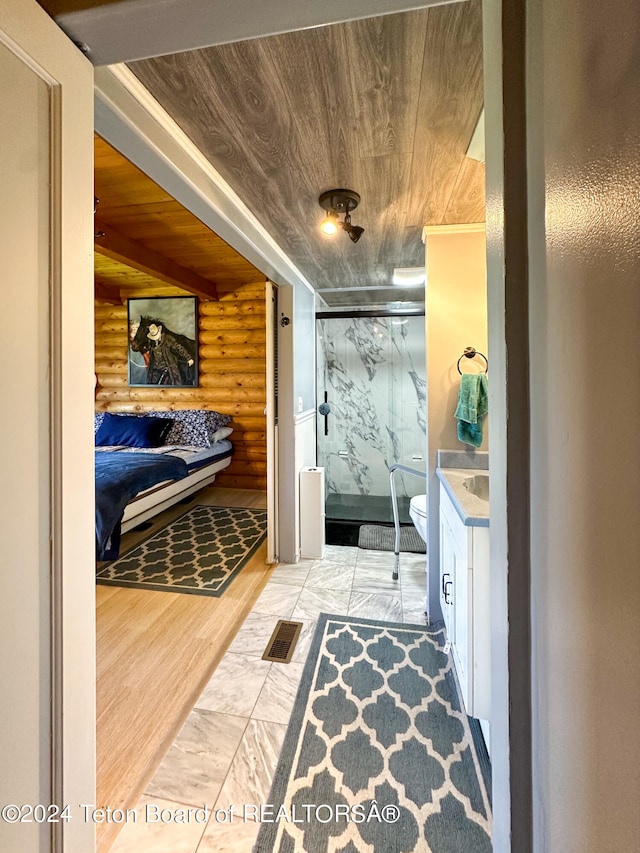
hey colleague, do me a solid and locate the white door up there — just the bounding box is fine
[0,3,95,852]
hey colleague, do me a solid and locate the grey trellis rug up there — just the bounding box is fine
[255,614,491,853]
[96,505,267,596]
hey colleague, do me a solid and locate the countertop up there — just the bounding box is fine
[437,467,490,527]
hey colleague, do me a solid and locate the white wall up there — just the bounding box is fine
[527,1,640,849]
[1,41,54,852]
[277,284,317,563]
[293,281,316,411]
[483,1,527,846]
[485,0,640,850]
[0,3,96,852]
[425,228,488,619]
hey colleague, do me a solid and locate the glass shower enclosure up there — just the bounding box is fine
[316,312,427,545]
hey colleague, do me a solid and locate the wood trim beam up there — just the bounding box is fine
[94,219,219,301]
[94,278,123,304]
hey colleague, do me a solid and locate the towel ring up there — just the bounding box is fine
[457,347,488,375]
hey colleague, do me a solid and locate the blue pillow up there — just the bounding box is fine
[95,413,173,448]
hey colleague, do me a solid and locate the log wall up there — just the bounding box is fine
[95,281,267,491]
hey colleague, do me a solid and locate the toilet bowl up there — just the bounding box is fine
[409,494,428,543]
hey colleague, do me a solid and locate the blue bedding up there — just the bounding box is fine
[95,451,188,560]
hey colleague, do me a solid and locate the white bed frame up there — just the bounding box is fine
[120,454,232,533]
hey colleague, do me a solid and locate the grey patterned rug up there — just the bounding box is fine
[96,505,267,597]
[255,614,491,853]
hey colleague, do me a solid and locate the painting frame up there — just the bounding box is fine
[127,296,199,388]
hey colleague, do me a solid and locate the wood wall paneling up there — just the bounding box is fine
[95,281,267,490]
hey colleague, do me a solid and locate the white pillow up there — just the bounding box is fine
[210,426,233,444]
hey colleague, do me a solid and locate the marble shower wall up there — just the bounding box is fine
[317,316,426,499]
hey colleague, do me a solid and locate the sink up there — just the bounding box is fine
[463,474,489,501]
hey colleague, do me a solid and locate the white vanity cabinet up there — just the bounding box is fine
[439,481,491,721]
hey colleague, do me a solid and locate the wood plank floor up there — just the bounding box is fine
[95,487,271,853]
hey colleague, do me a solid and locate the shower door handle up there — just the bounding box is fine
[318,393,331,436]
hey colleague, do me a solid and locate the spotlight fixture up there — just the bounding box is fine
[320,211,339,235]
[319,189,364,243]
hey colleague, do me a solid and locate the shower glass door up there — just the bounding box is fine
[316,313,426,543]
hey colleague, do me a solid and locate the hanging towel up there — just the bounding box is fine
[455,373,489,448]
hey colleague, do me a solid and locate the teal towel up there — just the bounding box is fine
[455,373,488,448]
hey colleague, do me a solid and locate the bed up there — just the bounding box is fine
[94,410,234,560]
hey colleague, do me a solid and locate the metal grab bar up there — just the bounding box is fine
[389,464,427,580]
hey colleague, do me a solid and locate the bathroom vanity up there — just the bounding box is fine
[437,455,491,727]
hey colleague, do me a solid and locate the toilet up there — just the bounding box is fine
[409,494,428,543]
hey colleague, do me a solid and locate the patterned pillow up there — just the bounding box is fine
[147,410,231,447]
[94,412,106,433]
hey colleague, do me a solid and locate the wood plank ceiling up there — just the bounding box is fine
[93,135,265,302]
[127,1,484,307]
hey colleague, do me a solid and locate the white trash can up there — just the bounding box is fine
[299,467,325,558]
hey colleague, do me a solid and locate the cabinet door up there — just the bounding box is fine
[451,533,470,706]
[439,484,472,710]
[439,508,455,640]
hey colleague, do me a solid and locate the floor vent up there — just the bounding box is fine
[262,620,303,663]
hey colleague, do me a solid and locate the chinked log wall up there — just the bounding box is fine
[94,281,267,491]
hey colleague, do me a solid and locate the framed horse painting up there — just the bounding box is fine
[127,296,199,387]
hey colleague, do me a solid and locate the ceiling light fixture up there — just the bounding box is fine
[319,189,364,243]
[392,267,426,286]
[320,210,339,235]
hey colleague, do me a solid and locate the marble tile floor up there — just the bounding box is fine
[109,545,427,853]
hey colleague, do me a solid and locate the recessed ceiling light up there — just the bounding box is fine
[392,267,426,286]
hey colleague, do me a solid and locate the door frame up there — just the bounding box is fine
[483,0,533,849]
[0,3,95,851]
[1,9,534,849]
[274,283,298,563]
[94,64,313,565]
[265,280,279,563]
